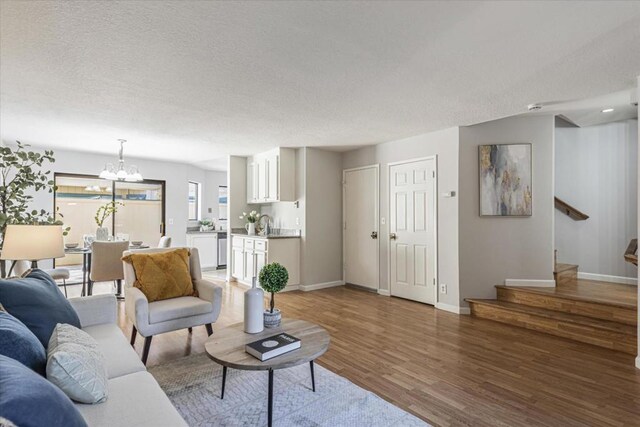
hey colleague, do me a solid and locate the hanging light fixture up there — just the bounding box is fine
[99,139,143,182]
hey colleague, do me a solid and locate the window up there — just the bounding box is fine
[188,181,200,221]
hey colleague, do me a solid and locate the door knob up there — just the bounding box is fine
[389,233,397,240]
[370,231,378,239]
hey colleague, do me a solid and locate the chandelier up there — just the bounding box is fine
[98,139,143,182]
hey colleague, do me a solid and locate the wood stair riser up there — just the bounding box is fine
[469,302,637,355]
[496,288,636,326]
[554,269,577,286]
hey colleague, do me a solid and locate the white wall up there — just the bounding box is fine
[342,127,461,308]
[9,145,224,247]
[636,75,639,370]
[227,156,249,230]
[555,119,638,280]
[202,170,227,221]
[303,148,343,286]
[458,115,555,304]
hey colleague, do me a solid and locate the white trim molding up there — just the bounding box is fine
[299,281,344,292]
[577,272,638,286]
[377,289,390,296]
[636,356,640,370]
[435,302,471,315]
[504,279,556,287]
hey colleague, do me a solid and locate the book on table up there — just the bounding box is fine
[245,333,301,361]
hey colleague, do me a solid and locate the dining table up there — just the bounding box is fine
[63,243,150,297]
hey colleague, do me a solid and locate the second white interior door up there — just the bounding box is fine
[389,158,436,305]
[344,166,379,290]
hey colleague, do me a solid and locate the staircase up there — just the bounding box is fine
[466,264,637,355]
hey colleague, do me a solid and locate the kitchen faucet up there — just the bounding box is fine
[257,214,272,236]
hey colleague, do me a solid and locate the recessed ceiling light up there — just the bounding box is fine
[601,108,614,113]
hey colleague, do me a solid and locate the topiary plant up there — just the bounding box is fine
[259,262,288,313]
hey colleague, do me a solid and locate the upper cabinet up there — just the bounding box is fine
[247,148,295,203]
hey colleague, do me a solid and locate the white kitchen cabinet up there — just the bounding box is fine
[186,233,218,270]
[246,148,295,204]
[230,235,300,290]
[231,237,244,278]
[243,250,256,283]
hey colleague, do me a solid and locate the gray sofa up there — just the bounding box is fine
[68,294,187,427]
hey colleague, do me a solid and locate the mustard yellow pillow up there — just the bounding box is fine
[122,249,196,302]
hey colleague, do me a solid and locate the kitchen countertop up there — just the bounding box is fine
[230,232,300,240]
[186,230,227,234]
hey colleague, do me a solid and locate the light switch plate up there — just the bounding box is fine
[168,218,174,225]
[381,217,386,225]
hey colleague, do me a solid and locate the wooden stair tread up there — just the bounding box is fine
[466,299,636,335]
[495,283,636,310]
[554,263,578,273]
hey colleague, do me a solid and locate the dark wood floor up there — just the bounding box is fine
[118,282,640,427]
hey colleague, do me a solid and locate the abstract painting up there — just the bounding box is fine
[479,143,532,216]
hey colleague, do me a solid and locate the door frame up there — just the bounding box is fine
[387,156,439,305]
[53,172,167,236]
[342,164,380,290]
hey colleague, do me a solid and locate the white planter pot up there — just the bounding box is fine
[263,308,282,328]
[245,223,256,236]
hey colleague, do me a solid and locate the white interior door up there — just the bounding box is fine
[389,159,436,304]
[344,166,379,289]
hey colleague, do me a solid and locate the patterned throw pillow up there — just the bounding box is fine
[122,248,196,302]
[46,324,108,404]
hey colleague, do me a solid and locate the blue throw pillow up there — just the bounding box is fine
[0,354,88,427]
[0,311,46,375]
[0,269,80,348]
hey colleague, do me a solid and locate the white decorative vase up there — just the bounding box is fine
[95,227,109,241]
[245,223,256,236]
[244,277,264,334]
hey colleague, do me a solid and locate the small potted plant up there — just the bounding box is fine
[95,201,123,241]
[259,262,288,328]
[199,218,214,231]
[239,210,260,235]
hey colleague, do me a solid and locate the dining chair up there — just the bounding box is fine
[11,260,71,297]
[157,236,172,248]
[89,241,130,297]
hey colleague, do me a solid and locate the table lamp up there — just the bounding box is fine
[1,224,65,268]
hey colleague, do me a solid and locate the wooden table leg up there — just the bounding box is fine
[268,369,274,427]
[221,366,227,399]
[310,360,316,392]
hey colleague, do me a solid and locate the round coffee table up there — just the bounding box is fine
[205,319,330,427]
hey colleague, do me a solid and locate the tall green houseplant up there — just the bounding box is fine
[0,141,64,276]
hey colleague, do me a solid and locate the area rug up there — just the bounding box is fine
[149,353,429,427]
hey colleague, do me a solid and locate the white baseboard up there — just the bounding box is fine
[377,289,390,296]
[577,272,638,285]
[435,302,470,315]
[504,279,556,287]
[299,280,344,292]
[636,356,640,370]
[281,285,300,292]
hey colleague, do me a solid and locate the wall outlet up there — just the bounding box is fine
[295,217,300,226]
[381,217,386,225]
[440,284,447,294]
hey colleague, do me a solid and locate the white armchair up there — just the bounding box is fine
[123,247,223,364]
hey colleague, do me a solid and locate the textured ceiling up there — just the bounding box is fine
[1,1,639,170]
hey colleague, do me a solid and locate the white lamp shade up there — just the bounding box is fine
[1,225,65,261]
